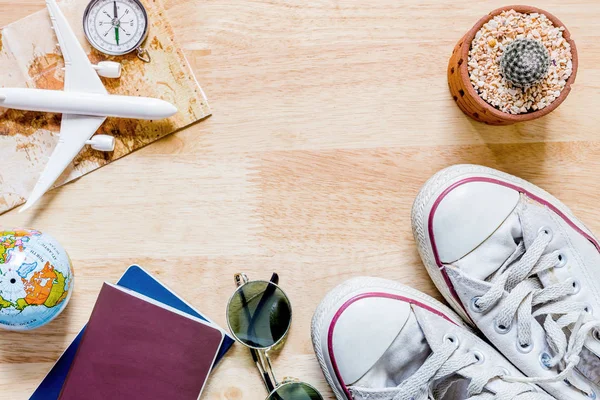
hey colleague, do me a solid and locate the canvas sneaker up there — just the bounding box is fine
[311,277,552,400]
[412,164,600,400]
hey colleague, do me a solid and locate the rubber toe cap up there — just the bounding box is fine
[331,295,411,384]
[432,180,520,263]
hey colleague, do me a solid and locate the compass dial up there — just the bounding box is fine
[83,0,148,56]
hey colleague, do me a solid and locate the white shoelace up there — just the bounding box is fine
[473,228,600,396]
[350,335,541,400]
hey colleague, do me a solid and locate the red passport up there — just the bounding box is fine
[59,283,223,400]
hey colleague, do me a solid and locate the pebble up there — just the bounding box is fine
[467,10,573,114]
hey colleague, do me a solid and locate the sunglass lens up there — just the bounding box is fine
[227,281,291,348]
[268,382,323,400]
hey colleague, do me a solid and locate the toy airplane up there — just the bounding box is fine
[5,0,178,213]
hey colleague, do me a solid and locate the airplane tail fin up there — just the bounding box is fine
[18,202,32,213]
[19,194,42,213]
[19,174,53,213]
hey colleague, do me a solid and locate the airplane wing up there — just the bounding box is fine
[46,0,107,94]
[20,1,110,212]
[19,114,107,212]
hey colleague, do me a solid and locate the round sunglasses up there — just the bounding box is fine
[226,273,323,400]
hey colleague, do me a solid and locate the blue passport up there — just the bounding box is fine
[30,265,234,400]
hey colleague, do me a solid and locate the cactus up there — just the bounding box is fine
[500,39,550,88]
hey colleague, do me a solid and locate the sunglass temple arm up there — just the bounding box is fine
[234,273,280,393]
[253,274,281,392]
[258,349,279,393]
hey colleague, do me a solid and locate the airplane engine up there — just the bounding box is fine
[86,135,115,152]
[93,61,122,79]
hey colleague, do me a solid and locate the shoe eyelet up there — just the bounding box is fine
[500,367,510,377]
[443,333,460,347]
[585,304,594,315]
[472,350,485,365]
[517,341,533,354]
[470,296,484,313]
[538,226,553,240]
[593,329,600,342]
[589,389,597,400]
[494,320,512,334]
[539,352,552,370]
[556,252,567,268]
[572,279,581,295]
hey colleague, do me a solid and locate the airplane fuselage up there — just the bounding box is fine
[0,88,177,120]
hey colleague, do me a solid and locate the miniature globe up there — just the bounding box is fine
[0,229,73,331]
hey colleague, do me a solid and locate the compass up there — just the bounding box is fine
[83,0,151,62]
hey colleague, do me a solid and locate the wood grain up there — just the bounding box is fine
[1,0,600,398]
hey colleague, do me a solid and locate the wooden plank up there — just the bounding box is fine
[1,0,600,398]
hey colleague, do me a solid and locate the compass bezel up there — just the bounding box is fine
[83,0,149,56]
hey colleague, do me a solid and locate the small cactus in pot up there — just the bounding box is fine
[500,38,550,88]
[447,6,578,125]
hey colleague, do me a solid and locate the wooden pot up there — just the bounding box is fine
[448,5,578,125]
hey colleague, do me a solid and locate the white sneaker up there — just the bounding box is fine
[311,277,552,400]
[412,164,600,400]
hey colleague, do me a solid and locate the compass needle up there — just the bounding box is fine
[84,0,149,59]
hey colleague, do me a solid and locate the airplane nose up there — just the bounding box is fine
[154,99,177,118]
[166,102,178,117]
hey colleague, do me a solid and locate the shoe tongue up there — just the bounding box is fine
[353,309,431,389]
[454,212,522,281]
[515,199,559,289]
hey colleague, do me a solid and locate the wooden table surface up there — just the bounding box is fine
[2,0,600,398]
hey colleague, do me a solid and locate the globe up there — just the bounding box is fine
[0,229,73,331]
